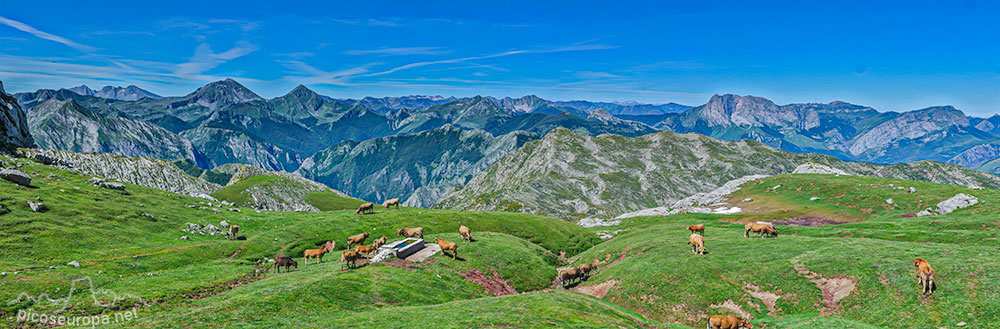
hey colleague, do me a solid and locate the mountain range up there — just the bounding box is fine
[67,85,161,101]
[5,78,1000,213]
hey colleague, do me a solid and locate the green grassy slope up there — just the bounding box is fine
[573,174,1000,328]
[0,155,606,328]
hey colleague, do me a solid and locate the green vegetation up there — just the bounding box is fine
[4,154,1000,328]
[302,190,367,211]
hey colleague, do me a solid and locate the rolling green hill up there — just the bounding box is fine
[4,152,1000,328]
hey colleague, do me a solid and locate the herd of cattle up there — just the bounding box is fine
[265,201,939,329]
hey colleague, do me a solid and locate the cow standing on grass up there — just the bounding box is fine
[707,315,752,329]
[383,198,400,209]
[356,202,375,215]
[914,258,936,295]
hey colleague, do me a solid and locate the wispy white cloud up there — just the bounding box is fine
[359,44,617,78]
[0,16,97,52]
[344,47,451,56]
[574,71,623,79]
[367,19,401,27]
[175,41,259,77]
[278,60,376,86]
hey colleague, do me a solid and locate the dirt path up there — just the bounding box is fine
[789,243,857,316]
[571,279,619,299]
[744,283,783,316]
[462,269,516,296]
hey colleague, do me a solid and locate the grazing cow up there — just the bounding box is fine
[435,237,458,260]
[341,250,362,271]
[397,227,424,239]
[914,258,936,295]
[383,198,400,209]
[459,225,473,242]
[577,259,599,279]
[373,236,388,249]
[347,232,369,249]
[557,267,581,287]
[745,222,777,238]
[303,241,335,265]
[707,315,752,329]
[356,202,375,215]
[272,254,297,273]
[689,233,706,255]
[354,245,377,257]
[228,225,240,240]
[687,224,705,235]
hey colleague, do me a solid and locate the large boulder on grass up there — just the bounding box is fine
[0,168,30,186]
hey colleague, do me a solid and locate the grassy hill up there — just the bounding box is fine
[4,152,1000,328]
[571,173,1000,328]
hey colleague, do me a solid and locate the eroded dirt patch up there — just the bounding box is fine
[773,217,845,226]
[794,266,856,316]
[744,283,782,316]
[709,299,751,319]
[571,279,620,299]
[462,269,516,296]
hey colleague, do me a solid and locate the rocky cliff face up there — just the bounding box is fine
[0,81,35,150]
[23,149,221,196]
[180,126,302,171]
[435,128,1000,219]
[687,94,821,130]
[848,106,969,156]
[27,99,210,167]
[67,85,161,101]
[296,125,536,207]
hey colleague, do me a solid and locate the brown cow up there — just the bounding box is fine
[347,232,369,249]
[557,267,581,287]
[228,225,240,240]
[373,235,388,249]
[383,198,400,209]
[272,254,297,273]
[689,233,706,255]
[687,224,705,235]
[397,227,424,239]
[459,225,473,242]
[354,245,377,257]
[356,202,375,215]
[435,237,458,260]
[303,241,335,265]
[914,258,935,295]
[745,222,777,238]
[707,315,752,329]
[341,250,362,271]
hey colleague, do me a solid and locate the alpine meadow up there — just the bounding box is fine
[2,1,999,328]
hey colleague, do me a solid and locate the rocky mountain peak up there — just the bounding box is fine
[67,84,161,101]
[0,81,35,149]
[188,79,263,111]
[695,94,819,130]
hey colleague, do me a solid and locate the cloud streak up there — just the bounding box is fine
[344,47,451,56]
[0,16,97,52]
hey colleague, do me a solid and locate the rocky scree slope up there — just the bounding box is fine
[436,128,1000,219]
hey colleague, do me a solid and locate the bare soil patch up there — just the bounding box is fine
[744,283,783,316]
[571,279,620,299]
[709,299,750,319]
[794,266,856,316]
[773,217,845,226]
[462,269,516,296]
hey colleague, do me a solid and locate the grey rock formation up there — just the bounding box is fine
[67,85,161,101]
[935,193,979,215]
[0,81,35,149]
[25,149,220,196]
[28,201,45,212]
[0,168,31,186]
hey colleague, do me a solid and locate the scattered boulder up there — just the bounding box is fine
[32,154,55,165]
[936,193,979,215]
[67,261,80,268]
[219,220,230,228]
[742,198,753,202]
[907,187,917,194]
[810,197,820,201]
[89,177,126,191]
[886,198,894,204]
[180,236,189,240]
[228,208,241,212]
[182,222,229,237]
[0,168,31,186]
[28,201,45,212]
[916,208,934,217]
[49,266,56,270]
[793,163,850,175]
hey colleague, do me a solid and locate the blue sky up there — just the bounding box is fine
[1,0,997,115]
